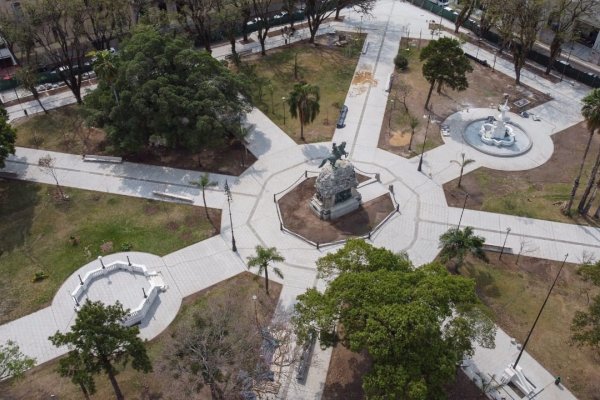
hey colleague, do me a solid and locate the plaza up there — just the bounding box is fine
[1,1,600,399]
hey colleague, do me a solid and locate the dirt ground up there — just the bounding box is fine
[323,342,485,399]
[378,37,552,158]
[278,177,395,243]
[460,252,600,400]
[13,106,256,176]
[444,121,600,226]
[0,272,282,400]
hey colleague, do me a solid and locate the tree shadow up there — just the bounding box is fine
[0,179,40,255]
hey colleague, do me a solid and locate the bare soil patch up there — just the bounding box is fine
[0,272,281,400]
[458,253,600,400]
[323,342,485,399]
[278,177,395,243]
[444,121,600,226]
[13,105,255,176]
[379,38,552,158]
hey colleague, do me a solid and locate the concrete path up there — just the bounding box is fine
[1,1,597,399]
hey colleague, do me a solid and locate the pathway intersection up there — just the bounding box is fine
[0,1,596,399]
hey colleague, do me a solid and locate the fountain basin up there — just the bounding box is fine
[463,119,532,157]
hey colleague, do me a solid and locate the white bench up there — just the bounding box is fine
[83,154,123,163]
[152,191,194,203]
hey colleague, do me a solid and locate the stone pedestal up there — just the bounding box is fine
[309,159,362,220]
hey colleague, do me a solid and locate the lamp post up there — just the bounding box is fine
[224,179,237,252]
[282,96,286,125]
[513,253,569,370]
[560,44,575,82]
[388,99,394,135]
[457,192,469,230]
[252,294,260,329]
[417,106,433,172]
[499,227,511,260]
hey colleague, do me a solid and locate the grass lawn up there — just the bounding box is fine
[0,180,220,324]
[444,122,600,227]
[12,105,255,176]
[0,272,282,399]
[240,32,365,143]
[460,253,600,400]
[379,38,551,158]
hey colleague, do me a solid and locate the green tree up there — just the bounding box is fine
[451,152,475,188]
[565,89,600,214]
[454,0,478,33]
[0,340,35,380]
[57,351,97,400]
[510,0,545,85]
[84,25,251,153]
[438,226,487,272]
[88,49,119,105]
[49,300,152,400]
[0,107,16,168]
[175,0,218,53]
[292,240,495,399]
[288,82,320,141]
[420,38,473,110]
[80,0,132,51]
[246,245,285,295]
[191,173,217,230]
[15,67,48,114]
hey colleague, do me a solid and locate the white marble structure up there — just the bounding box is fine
[310,159,362,220]
[480,96,516,147]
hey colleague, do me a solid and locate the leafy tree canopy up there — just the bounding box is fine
[292,240,495,400]
[0,107,16,168]
[49,300,151,399]
[0,340,35,380]
[85,25,251,152]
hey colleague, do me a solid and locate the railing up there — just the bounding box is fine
[71,257,166,326]
[272,169,400,249]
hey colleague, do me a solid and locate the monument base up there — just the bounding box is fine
[310,195,362,221]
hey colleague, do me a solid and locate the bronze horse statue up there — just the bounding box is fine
[319,142,349,168]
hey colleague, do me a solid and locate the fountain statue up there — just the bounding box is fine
[310,142,362,220]
[479,94,516,147]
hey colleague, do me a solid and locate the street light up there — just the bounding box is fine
[560,44,575,82]
[282,96,286,125]
[499,227,511,260]
[417,106,433,172]
[224,179,237,252]
[513,253,569,370]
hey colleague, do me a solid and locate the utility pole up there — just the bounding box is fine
[224,180,237,252]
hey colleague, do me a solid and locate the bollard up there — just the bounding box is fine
[375,173,380,182]
[389,184,394,194]
[98,255,105,269]
[280,222,283,231]
[142,287,147,299]
[396,204,400,212]
[304,171,308,178]
[273,194,276,203]
[368,231,371,240]
[78,274,83,285]
[316,242,320,249]
[127,256,131,266]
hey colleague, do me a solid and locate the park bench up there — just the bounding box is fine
[482,244,513,254]
[362,41,370,55]
[0,171,18,179]
[83,154,123,163]
[152,191,194,203]
[336,105,349,129]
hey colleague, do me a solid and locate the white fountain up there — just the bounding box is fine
[479,95,516,147]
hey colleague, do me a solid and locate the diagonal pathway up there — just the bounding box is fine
[0,1,597,398]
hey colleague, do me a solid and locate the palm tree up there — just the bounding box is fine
[438,226,486,273]
[565,88,600,214]
[451,153,475,188]
[88,49,119,105]
[247,245,285,295]
[191,173,217,231]
[15,67,47,114]
[288,82,320,141]
[576,89,600,214]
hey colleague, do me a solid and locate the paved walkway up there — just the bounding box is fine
[0,1,597,399]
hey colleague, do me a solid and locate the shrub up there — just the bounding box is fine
[32,271,48,282]
[394,54,408,71]
[121,242,133,251]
